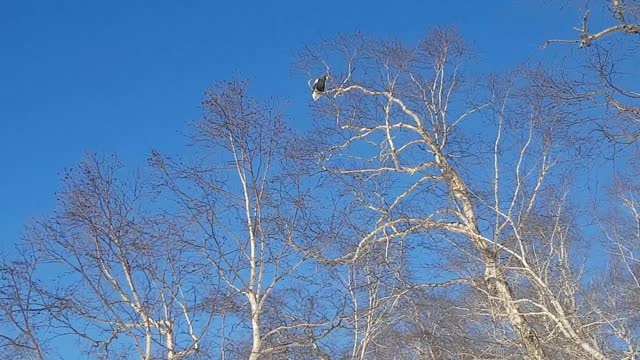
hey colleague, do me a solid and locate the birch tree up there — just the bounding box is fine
[24,154,213,359]
[151,80,341,359]
[294,27,611,359]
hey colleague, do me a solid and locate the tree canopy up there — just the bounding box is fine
[2,1,640,359]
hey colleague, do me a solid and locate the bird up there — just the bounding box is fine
[311,75,330,101]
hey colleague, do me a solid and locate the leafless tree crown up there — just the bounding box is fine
[3,4,640,359]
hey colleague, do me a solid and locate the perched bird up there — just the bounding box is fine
[311,75,330,101]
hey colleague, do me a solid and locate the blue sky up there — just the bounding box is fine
[0,1,582,252]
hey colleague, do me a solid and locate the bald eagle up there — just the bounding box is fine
[311,75,329,101]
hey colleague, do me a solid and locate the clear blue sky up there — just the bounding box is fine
[1,1,580,252]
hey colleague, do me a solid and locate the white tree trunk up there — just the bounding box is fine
[248,295,262,360]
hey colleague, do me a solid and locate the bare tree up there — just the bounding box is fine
[590,175,640,359]
[293,27,613,359]
[151,80,341,360]
[538,5,640,356]
[7,10,640,359]
[22,154,213,359]
[0,247,49,360]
